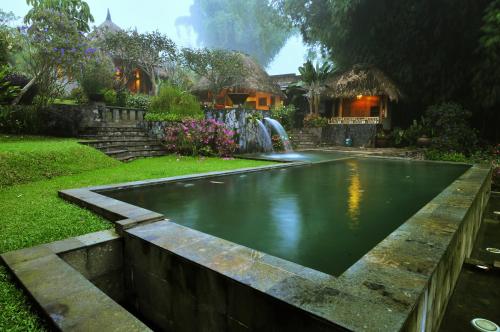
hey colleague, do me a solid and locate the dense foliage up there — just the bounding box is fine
[270,104,295,130]
[425,103,479,154]
[275,0,500,140]
[162,118,237,156]
[182,48,247,105]
[75,53,115,101]
[176,0,291,67]
[148,84,202,119]
[126,93,151,110]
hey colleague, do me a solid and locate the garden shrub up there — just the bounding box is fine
[0,105,39,134]
[0,65,20,104]
[303,113,328,127]
[424,102,478,154]
[424,149,468,162]
[126,93,151,110]
[76,55,115,102]
[70,87,88,105]
[162,118,237,157]
[102,88,117,105]
[149,84,201,118]
[271,134,284,151]
[144,112,203,122]
[270,104,295,130]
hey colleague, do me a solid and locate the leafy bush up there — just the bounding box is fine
[102,88,117,105]
[270,104,295,129]
[425,102,478,154]
[162,119,237,157]
[149,84,201,118]
[0,105,38,134]
[70,87,88,105]
[303,113,328,127]
[126,93,151,110]
[0,65,20,104]
[76,55,115,101]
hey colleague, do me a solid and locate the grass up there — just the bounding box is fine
[0,136,273,331]
[0,135,119,187]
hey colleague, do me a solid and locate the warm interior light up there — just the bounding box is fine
[356,94,363,100]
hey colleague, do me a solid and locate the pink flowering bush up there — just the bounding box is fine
[162,118,238,157]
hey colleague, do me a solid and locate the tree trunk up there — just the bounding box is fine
[150,69,158,96]
[11,76,37,105]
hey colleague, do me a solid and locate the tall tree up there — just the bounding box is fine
[99,29,176,95]
[182,48,247,106]
[25,0,94,32]
[275,0,495,133]
[176,0,292,67]
[13,8,91,106]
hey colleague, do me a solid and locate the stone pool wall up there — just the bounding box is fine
[401,166,491,331]
[123,221,346,331]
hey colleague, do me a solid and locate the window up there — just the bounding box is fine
[270,96,276,106]
[258,97,267,107]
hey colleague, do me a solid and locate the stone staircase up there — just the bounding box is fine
[79,124,168,162]
[288,128,320,150]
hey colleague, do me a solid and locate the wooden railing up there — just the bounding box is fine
[328,117,380,125]
[96,106,145,123]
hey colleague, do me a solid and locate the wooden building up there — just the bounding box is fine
[191,54,283,111]
[324,65,401,129]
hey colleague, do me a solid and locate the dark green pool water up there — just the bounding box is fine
[104,158,469,276]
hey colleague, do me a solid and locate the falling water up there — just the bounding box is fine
[256,119,273,152]
[264,117,293,152]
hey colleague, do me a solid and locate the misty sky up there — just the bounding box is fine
[2,0,308,74]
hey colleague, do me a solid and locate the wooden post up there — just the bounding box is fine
[338,98,343,118]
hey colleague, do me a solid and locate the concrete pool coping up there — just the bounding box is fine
[1,155,492,331]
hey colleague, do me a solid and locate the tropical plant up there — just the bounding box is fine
[296,60,333,114]
[99,29,176,95]
[181,48,247,106]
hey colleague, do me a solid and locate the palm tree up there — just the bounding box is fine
[297,60,334,114]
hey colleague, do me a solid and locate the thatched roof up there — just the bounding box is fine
[325,65,401,101]
[191,53,283,96]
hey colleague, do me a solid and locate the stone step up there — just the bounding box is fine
[79,134,148,140]
[97,145,166,154]
[117,150,169,162]
[82,140,161,149]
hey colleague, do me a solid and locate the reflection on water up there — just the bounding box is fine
[347,161,362,229]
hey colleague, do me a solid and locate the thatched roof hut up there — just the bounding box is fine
[325,65,401,101]
[191,53,283,96]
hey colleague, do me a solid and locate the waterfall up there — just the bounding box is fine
[256,119,273,152]
[264,117,293,152]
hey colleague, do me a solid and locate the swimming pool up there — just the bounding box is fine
[104,157,469,275]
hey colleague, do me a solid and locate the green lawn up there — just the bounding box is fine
[0,136,272,331]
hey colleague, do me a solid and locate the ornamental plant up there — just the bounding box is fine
[162,118,237,157]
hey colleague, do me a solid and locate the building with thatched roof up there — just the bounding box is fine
[324,65,401,128]
[191,54,283,111]
[92,10,152,95]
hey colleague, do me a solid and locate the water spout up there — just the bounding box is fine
[264,117,293,152]
[256,119,273,152]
